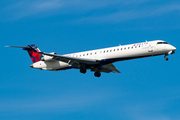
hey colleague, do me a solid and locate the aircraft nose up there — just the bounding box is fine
[30,64,34,68]
[172,46,176,51]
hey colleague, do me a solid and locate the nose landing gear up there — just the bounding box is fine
[165,57,169,61]
[164,54,169,61]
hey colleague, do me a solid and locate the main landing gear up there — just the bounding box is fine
[80,68,87,74]
[80,67,101,77]
[94,71,101,77]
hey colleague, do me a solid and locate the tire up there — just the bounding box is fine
[94,72,101,77]
[80,68,86,74]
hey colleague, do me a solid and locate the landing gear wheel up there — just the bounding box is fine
[165,57,169,61]
[94,72,101,77]
[164,54,169,61]
[80,68,86,74]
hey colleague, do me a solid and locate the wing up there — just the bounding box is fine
[28,45,101,68]
[101,63,121,73]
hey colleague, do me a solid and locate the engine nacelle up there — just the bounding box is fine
[41,52,57,61]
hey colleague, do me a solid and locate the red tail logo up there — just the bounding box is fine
[24,44,43,63]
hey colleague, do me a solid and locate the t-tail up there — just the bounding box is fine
[5,44,43,63]
[24,44,43,63]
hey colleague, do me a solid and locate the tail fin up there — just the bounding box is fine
[23,44,43,63]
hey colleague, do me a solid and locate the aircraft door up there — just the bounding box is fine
[148,45,153,52]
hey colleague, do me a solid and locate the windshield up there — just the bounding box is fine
[157,42,169,44]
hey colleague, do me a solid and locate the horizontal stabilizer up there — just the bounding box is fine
[5,46,29,49]
[6,44,43,63]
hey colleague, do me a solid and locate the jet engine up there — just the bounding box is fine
[41,52,57,61]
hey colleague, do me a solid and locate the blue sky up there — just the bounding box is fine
[1,0,180,120]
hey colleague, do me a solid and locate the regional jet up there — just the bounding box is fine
[6,40,176,77]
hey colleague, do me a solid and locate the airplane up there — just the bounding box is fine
[6,40,176,77]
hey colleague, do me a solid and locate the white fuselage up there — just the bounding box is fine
[32,40,176,71]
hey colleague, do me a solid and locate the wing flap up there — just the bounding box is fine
[102,63,121,73]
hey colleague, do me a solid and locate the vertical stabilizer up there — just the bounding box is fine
[23,44,43,63]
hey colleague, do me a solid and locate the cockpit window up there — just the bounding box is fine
[157,42,169,44]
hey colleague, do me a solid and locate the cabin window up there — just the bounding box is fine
[107,50,108,52]
[110,50,112,52]
[104,51,105,53]
[117,49,119,51]
[124,48,126,50]
[131,47,133,49]
[114,49,115,51]
[95,52,97,54]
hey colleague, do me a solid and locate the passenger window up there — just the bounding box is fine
[117,49,119,51]
[124,48,126,50]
